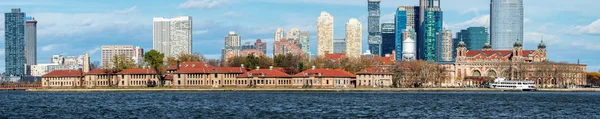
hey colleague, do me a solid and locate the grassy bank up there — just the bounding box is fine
[26,88,527,92]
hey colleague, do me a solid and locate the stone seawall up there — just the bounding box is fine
[27,88,526,92]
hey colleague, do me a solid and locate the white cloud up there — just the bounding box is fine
[460,8,480,16]
[193,30,209,35]
[42,43,67,51]
[178,0,227,9]
[524,32,559,45]
[571,19,600,35]
[449,15,489,30]
[29,11,147,39]
[114,6,137,14]
[87,47,100,55]
[222,11,241,18]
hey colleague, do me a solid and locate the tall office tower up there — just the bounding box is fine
[490,0,523,50]
[368,0,382,56]
[456,27,488,50]
[401,29,417,60]
[286,28,300,42]
[345,18,362,58]
[254,39,267,54]
[152,16,192,57]
[275,28,284,41]
[101,45,136,67]
[132,46,144,64]
[299,31,310,57]
[436,28,452,62]
[421,7,443,61]
[273,39,304,56]
[381,23,395,56]
[25,17,37,66]
[241,42,255,50]
[317,11,334,56]
[5,8,26,76]
[333,38,346,54]
[224,31,241,59]
[395,6,420,60]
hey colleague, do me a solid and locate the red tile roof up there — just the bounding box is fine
[294,68,356,78]
[167,62,214,70]
[324,53,346,60]
[466,50,513,57]
[85,69,117,75]
[374,56,394,65]
[117,68,159,75]
[42,70,83,77]
[164,75,173,80]
[356,67,393,75]
[238,69,291,78]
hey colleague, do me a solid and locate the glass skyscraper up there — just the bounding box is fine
[421,7,442,62]
[367,0,381,56]
[5,8,26,76]
[395,6,419,60]
[456,27,489,50]
[381,23,395,56]
[333,38,346,54]
[490,0,523,50]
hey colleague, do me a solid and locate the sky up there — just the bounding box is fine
[1,0,599,72]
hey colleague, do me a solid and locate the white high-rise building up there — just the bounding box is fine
[286,28,300,42]
[436,29,452,61]
[345,18,362,58]
[317,11,334,56]
[101,45,136,67]
[274,28,284,41]
[153,16,192,57]
[223,31,241,62]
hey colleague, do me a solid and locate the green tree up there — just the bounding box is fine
[111,54,136,71]
[144,50,166,87]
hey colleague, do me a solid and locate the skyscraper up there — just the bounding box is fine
[101,45,136,67]
[299,31,310,57]
[333,38,346,54]
[395,6,420,60]
[436,28,452,62]
[381,23,395,56]
[456,27,489,50]
[368,0,382,56]
[224,31,241,58]
[346,18,362,58]
[317,11,334,56]
[286,28,300,42]
[152,16,192,57]
[254,39,267,54]
[490,0,523,50]
[274,28,284,41]
[25,17,37,66]
[421,7,443,61]
[5,8,26,76]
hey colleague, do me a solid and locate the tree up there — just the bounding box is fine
[144,50,166,87]
[110,54,136,71]
[176,53,205,62]
[206,59,221,67]
[90,61,101,70]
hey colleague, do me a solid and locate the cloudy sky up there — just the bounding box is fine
[1,0,599,72]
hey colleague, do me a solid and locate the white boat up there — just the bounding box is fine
[490,77,536,91]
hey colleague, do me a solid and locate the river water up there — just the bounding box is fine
[1,91,599,118]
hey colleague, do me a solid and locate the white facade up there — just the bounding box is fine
[286,28,300,42]
[153,16,192,57]
[317,11,334,56]
[224,31,241,60]
[402,37,416,60]
[345,18,362,58]
[31,63,82,76]
[101,45,136,67]
[437,29,453,61]
[274,28,284,42]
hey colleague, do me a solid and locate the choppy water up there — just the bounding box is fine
[1,91,600,118]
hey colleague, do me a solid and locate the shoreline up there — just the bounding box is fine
[23,88,600,92]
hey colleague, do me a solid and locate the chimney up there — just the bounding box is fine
[312,66,316,70]
[176,61,181,70]
[256,66,260,70]
[269,66,273,70]
[241,64,245,68]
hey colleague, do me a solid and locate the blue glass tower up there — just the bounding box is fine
[381,23,395,56]
[421,7,442,62]
[456,27,488,50]
[490,0,523,50]
[395,6,419,60]
[5,8,26,76]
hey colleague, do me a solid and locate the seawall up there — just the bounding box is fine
[27,88,526,92]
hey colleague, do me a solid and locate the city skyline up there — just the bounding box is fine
[0,0,599,72]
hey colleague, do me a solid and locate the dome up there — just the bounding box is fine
[458,40,466,47]
[538,40,546,49]
[513,41,522,47]
[483,42,492,49]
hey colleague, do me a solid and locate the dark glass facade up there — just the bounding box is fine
[381,23,395,56]
[5,8,25,76]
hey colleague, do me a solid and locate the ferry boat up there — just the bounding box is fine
[490,77,536,91]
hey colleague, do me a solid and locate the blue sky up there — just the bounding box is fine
[1,0,599,72]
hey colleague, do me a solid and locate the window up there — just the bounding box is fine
[214,74,218,78]
[178,80,181,85]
